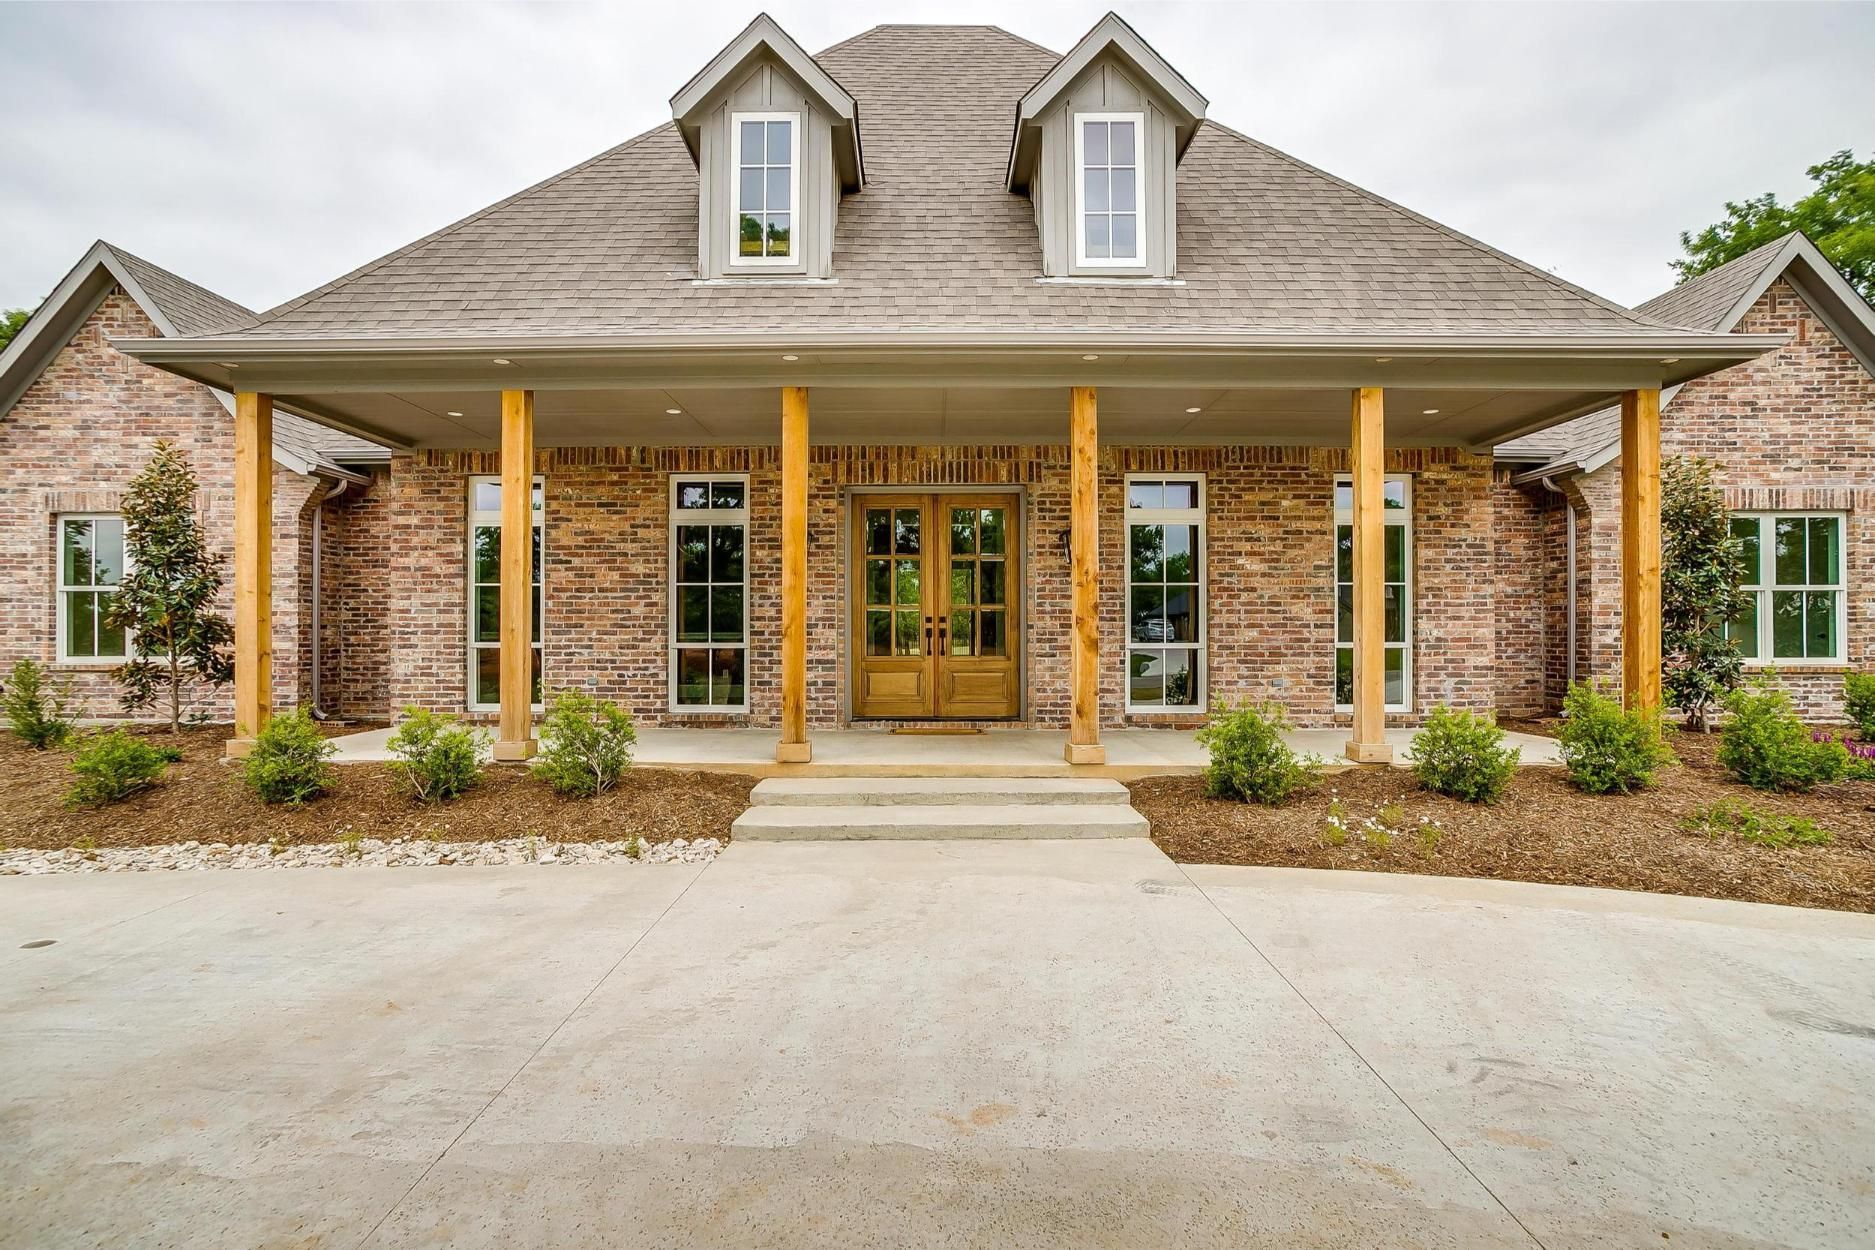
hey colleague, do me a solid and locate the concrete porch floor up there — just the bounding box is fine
[327,724,1563,777]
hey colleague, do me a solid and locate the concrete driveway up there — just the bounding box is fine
[3,841,1872,1249]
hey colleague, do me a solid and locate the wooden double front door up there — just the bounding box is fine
[850,493,1021,719]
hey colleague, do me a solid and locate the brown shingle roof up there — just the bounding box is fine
[230,25,1674,343]
[1634,238,1795,332]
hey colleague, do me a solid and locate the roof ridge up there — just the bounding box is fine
[816,23,1057,59]
[1199,120,1664,331]
[251,122,679,328]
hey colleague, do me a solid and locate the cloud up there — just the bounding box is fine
[3,0,1871,313]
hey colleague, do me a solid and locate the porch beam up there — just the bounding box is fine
[1620,387,1662,712]
[1345,386,1392,763]
[777,385,811,763]
[226,391,273,759]
[1065,385,1105,765]
[494,389,537,761]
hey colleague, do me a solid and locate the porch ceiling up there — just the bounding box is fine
[114,334,1784,454]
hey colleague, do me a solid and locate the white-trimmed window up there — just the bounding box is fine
[468,477,543,711]
[57,514,128,662]
[731,112,798,264]
[1334,475,1412,711]
[1726,513,1846,663]
[1075,112,1143,267]
[671,476,749,711]
[1125,475,1204,712]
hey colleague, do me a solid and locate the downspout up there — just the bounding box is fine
[1541,476,1577,690]
[310,478,352,718]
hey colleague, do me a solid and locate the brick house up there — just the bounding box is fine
[1496,232,1875,721]
[39,14,1792,764]
[0,241,391,720]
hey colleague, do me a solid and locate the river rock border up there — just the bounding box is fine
[0,836,723,875]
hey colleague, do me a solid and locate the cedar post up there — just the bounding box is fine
[1064,385,1105,765]
[1621,387,1663,712]
[777,385,812,762]
[493,389,537,761]
[1345,386,1392,763]
[226,391,273,759]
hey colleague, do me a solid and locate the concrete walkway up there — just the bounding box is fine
[327,723,1564,774]
[3,843,1870,1247]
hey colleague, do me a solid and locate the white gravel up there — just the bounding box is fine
[0,835,722,875]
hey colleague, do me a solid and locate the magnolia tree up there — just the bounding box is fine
[1661,456,1750,731]
[105,442,234,732]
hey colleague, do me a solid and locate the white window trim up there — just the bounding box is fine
[1123,473,1206,714]
[467,476,545,713]
[728,111,801,269]
[55,513,130,665]
[1732,511,1848,667]
[1334,474,1413,714]
[668,474,752,714]
[1073,111,1147,269]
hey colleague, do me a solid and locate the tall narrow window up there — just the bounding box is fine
[468,477,543,711]
[57,514,127,662]
[671,476,749,710]
[1725,513,1845,662]
[1334,475,1412,711]
[732,113,797,264]
[1126,476,1204,712]
[1075,113,1143,266]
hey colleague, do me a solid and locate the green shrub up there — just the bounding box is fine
[1717,680,1847,792]
[1196,702,1319,805]
[67,728,174,806]
[240,709,337,805]
[1557,681,1675,794]
[1844,672,1875,741]
[1409,705,1520,803]
[1682,798,1830,847]
[2,657,75,749]
[534,689,637,798]
[386,707,487,803]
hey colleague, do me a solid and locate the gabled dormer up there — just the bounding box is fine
[671,14,863,280]
[1007,12,1206,280]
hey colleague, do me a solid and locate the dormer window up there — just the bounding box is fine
[732,113,798,265]
[1076,113,1142,267]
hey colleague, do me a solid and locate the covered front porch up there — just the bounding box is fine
[321,723,1566,778]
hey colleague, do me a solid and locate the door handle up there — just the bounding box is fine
[923,616,933,656]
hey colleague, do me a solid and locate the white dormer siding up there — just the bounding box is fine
[693,61,839,279]
[1035,60,1180,278]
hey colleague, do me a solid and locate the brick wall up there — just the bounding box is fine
[1491,471,1551,716]
[316,468,394,719]
[382,442,1500,730]
[1548,279,1875,720]
[0,289,343,720]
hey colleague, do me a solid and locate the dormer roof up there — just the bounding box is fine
[1006,11,1206,192]
[670,13,864,192]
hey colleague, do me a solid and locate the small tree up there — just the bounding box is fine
[104,442,234,733]
[1661,457,1749,732]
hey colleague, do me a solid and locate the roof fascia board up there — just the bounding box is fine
[670,14,861,186]
[0,241,183,417]
[1008,11,1206,190]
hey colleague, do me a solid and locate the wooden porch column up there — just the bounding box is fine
[226,391,272,759]
[1345,387,1392,764]
[776,385,812,763]
[1620,387,1663,712]
[1065,385,1105,765]
[493,389,537,761]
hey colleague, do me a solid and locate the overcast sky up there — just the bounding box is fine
[4,1,1872,314]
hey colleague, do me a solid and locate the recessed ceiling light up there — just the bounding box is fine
[1185,406,1202,414]
[1375,357,1392,363]
[220,362,239,369]
[665,407,683,415]
[1082,353,1100,362]
[1661,357,1679,364]
[492,358,512,366]
[781,354,799,362]
[446,410,465,418]
[1422,408,1440,415]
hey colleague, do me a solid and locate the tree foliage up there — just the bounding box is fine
[1661,457,1750,732]
[0,308,29,352]
[1673,150,1874,301]
[104,442,234,733]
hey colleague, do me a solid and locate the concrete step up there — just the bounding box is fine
[732,803,1149,841]
[749,776,1131,807]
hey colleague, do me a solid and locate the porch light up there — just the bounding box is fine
[446,410,465,417]
[220,362,238,368]
[781,354,800,361]
[1185,406,1202,414]
[665,407,684,415]
[1422,408,1439,415]
[1374,357,1391,363]
[1661,357,1679,364]
[1081,354,1100,361]
[492,358,512,365]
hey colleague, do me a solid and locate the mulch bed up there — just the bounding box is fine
[1132,724,1875,914]
[0,726,753,851]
